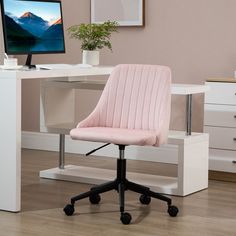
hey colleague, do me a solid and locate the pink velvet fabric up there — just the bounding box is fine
[70,64,171,147]
[70,127,158,146]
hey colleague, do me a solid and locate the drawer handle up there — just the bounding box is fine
[233,161,236,164]
[234,115,236,119]
[234,138,236,141]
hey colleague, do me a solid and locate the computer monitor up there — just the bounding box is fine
[0,0,65,68]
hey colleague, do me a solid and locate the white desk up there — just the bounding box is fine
[0,66,113,212]
[0,66,209,212]
[40,81,209,198]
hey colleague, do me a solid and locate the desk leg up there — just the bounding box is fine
[186,94,192,136]
[0,77,21,212]
[59,134,65,169]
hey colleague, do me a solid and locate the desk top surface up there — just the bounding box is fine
[0,65,114,79]
[171,84,209,94]
[0,64,209,94]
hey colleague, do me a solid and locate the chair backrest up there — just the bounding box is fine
[78,64,172,145]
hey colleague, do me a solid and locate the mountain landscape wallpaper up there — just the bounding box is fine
[3,0,65,53]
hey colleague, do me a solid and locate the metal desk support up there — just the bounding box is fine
[186,94,192,136]
[59,134,65,169]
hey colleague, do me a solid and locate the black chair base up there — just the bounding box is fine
[64,145,179,224]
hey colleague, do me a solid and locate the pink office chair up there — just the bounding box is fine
[64,64,179,224]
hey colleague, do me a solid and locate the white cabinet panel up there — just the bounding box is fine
[204,104,236,128]
[204,126,236,150]
[209,149,236,173]
[205,82,236,105]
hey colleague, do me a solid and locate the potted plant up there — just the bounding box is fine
[67,21,118,66]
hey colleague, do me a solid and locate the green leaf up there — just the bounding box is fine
[67,21,118,51]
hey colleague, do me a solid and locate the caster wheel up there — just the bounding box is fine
[63,204,75,216]
[139,194,151,205]
[168,205,179,217]
[120,212,132,225]
[89,194,101,204]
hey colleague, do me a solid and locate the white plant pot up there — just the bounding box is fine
[82,50,99,66]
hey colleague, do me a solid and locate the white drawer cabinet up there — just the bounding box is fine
[204,80,236,173]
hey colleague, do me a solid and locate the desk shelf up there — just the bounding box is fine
[40,165,178,195]
[40,131,209,196]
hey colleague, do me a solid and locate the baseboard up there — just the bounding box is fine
[22,131,178,164]
[209,171,236,182]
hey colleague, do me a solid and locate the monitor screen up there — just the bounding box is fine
[1,0,65,55]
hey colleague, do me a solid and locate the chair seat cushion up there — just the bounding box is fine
[70,127,158,146]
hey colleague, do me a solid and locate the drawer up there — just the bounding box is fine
[209,148,236,173]
[204,104,236,127]
[205,82,236,105]
[204,126,236,150]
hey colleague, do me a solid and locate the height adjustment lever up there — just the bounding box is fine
[86,143,111,156]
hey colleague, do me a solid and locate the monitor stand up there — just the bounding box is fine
[25,54,36,69]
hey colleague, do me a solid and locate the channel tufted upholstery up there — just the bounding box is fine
[70,64,171,146]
